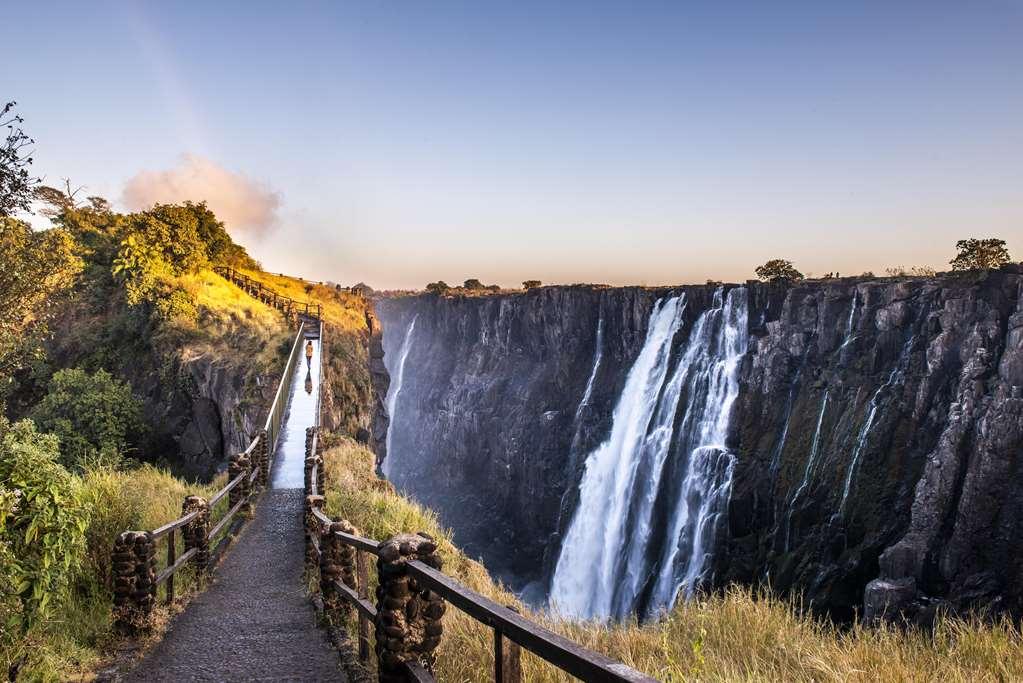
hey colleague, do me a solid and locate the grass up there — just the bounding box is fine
[162,269,292,374]
[321,437,1023,682]
[3,465,226,681]
[237,268,367,333]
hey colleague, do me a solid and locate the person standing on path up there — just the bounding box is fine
[305,339,314,367]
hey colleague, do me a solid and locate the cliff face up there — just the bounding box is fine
[375,267,1023,620]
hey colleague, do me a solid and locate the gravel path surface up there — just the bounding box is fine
[125,489,344,682]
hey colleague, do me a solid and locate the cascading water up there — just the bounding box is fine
[783,390,829,552]
[383,315,418,478]
[838,332,915,516]
[568,316,604,453]
[550,288,748,620]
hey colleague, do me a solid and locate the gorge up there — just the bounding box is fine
[373,267,1023,623]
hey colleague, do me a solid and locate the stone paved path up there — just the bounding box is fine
[124,489,344,682]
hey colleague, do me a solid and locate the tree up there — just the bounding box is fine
[755,259,804,283]
[522,280,541,290]
[0,102,39,217]
[949,238,1011,271]
[425,281,450,295]
[463,278,486,290]
[0,218,83,381]
[30,368,144,470]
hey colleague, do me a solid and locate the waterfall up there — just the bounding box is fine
[550,288,748,620]
[568,316,605,454]
[575,317,605,422]
[383,315,418,478]
[838,333,915,516]
[784,390,830,552]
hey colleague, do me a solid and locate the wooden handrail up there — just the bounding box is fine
[313,512,655,681]
[213,266,323,324]
[406,561,656,683]
[150,510,199,540]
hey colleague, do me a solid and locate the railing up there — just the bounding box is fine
[214,265,323,322]
[110,323,307,634]
[302,363,655,682]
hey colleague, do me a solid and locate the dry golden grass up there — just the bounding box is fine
[321,438,1023,682]
[237,268,367,333]
[169,270,292,372]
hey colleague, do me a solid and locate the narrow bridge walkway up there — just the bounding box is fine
[126,340,344,682]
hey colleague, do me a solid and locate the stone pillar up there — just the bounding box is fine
[112,530,157,634]
[258,429,270,488]
[374,533,445,681]
[320,519,358,623]
[305,494,325,568]
[182,496,211,574]
[111,531,137,634]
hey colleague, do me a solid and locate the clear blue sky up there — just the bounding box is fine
[6,1,1022,288]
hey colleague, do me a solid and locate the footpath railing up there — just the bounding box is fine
[110,322,307,633]
[302,338,655,682]
[214,265,323,321]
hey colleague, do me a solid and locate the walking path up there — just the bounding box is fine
[125,341,343,682]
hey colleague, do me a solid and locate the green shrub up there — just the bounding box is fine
[0,419,87,635]
[30,368,144,471]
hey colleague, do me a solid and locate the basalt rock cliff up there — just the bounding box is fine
[375,266,1023,621]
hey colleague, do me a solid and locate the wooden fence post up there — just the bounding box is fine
[375,533,446,682]
[304,495,325,568]
[495,607,522,683]
[182,495,211,574]
[229,452,251,513]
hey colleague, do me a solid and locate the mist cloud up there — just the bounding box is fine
[122,154,281,237]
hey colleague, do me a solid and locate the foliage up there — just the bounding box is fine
[522,280,542,290]
[425,281,450,295]
[111,233,170,305]
[755,259,804,283]
[322,438,1023,682]
[949,238,1011,271]
[0,218,83,383]
[885,265,937,277]
[0,419,87,636]
[0,102,39,218]
[29,369,143,471]
[463,278,485,290]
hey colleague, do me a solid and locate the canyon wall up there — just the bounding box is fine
[375,266,1023,621]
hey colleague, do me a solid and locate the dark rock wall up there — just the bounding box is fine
[375,267,1023,618]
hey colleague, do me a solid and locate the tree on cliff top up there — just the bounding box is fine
[425,281,450,295]
[755,259,804,283]
[949,238,1011,271]
[523,280,541,290]
[0,102,39,217]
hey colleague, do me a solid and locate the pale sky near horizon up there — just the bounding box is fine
[5,1,1022,288]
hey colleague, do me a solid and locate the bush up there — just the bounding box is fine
[463,278,485,290]
[0,419,87,635]
[425,281,450,295]
[755,259,804,283]
[522,280,542,290]
[30,368,144,471]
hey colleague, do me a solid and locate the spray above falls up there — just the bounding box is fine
[550,287,749,620]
